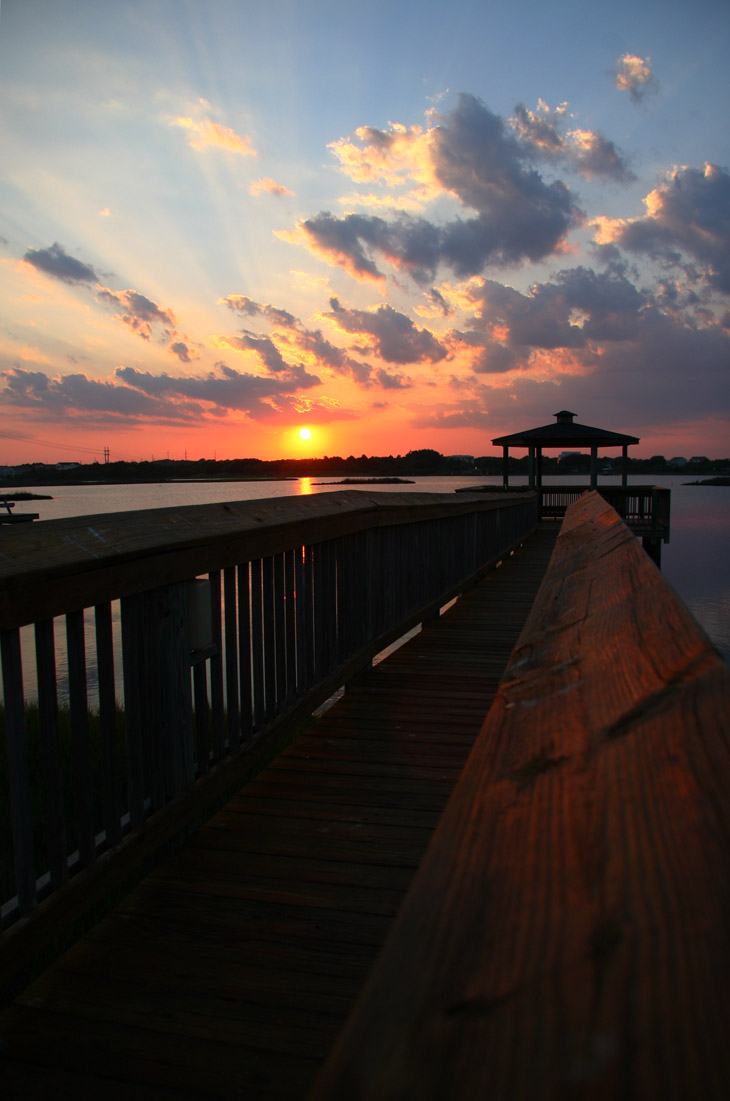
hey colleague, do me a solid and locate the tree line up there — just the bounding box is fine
[2,448,728,486]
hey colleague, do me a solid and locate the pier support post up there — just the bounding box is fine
[642,534,662,568]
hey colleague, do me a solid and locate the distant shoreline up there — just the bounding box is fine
[313,477,415,486]
[1,469,728,490]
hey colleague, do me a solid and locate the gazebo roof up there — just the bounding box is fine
[492,410,640,449]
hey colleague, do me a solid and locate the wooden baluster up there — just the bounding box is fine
[34,618,68,885]
[250,558,264,730]
[66,610,94,867]
[1,628,36,916]
[209,572,225,763]
[262,556,276,722]
[284,549,297,705]
[95,603,121,849]
[224,567,240,753]
[120,595,146,827]
[237,562,252,744]
[274,552,286,714]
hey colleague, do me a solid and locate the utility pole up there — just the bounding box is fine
[104,446,110,464]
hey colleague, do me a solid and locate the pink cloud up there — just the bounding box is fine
[250,177,294,197]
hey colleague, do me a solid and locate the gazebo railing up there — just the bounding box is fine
[538,484,670,540]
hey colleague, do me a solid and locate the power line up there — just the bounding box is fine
[0,430,106,456]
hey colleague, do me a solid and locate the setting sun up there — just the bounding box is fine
[299,427,312,440]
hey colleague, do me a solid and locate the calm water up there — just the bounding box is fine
[7,473,730,662]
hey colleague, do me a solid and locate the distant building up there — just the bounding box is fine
[55,462,81,470]
[668,457,688,468]
[689,456,709,464]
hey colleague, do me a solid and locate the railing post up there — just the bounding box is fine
[121,583,194,810]
[0,629,36,916]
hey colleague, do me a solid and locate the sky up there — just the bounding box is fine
[1,0,729,465]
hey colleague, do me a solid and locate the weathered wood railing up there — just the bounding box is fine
[312,490,730,1100]
[0,489,536,949]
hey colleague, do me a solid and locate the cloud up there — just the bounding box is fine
[593,163,730,293]
[290,94,582,284]
[116,364,351,422]
[450,263,646,370]
[97,287,176,339]
[169,340,194,363]
[213,331,296,374]
[614,54,659,102]
[0,357,338,428]
[511,101,634,182]
[219,294,297,327]
[288,213,391,283]
[250,177,294,197]
[218,292,411,391]
[412,291,730,432]
[23,242,99,285]
[171,116,257,156]
[325,298,448,364]
[0,366,182,421]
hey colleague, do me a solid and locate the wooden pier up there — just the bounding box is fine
[2,489,728,1098]
[0,523,557,1097]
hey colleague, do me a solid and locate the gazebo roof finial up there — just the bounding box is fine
[554,410,577,423]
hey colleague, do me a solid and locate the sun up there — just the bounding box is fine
[299,427,312,440]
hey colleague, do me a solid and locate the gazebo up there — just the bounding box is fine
[492,410,640,490]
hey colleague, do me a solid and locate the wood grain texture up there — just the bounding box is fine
[312,491,730,1101]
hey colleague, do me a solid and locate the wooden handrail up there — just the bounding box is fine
[1,489,530,630]
[311,490,730,1100]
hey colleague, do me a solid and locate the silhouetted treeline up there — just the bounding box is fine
[2,448,728,487]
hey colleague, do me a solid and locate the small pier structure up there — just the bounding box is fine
[491,409,670,563]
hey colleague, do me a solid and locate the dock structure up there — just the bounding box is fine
[1,489,728,1097]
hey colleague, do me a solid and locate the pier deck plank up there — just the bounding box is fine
[0,526,557,1099]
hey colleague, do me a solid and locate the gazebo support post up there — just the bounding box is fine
[622,445,628,487]
[590,446,598,489]
[528,446,535,489]
[502,445,509,488]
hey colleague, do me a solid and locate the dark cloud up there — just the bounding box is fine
[424,262,730,431]
[97,287,176,339]
[219,330,290,373]
[300,211,392,282]
[219,293,423,391]
[0,354,333,426]
[376,367,412,389]
[169,340,193,362]
[604,164,730,294]
[23,242,99,284]
[414,300,730,432]
[0,366,183,421]
[461,265,646,354]
[220,294,297,327]
[298,94,582,284]
[423,288,453,317]
[511,102,634,183]
[326,298,447,364]
[116,364,300,409]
